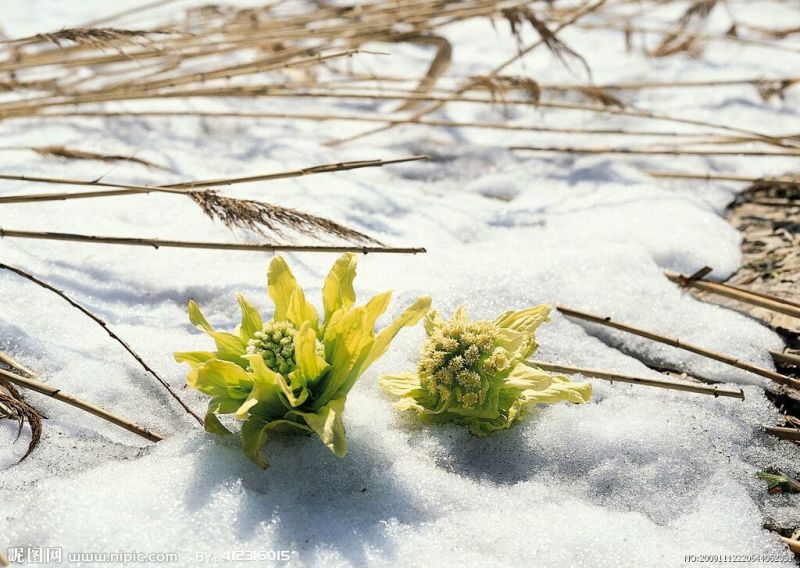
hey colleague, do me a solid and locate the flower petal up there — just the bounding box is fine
[519,375,592,405]
[236,293,263,342]
[313,307,373,407]
[495,328,536,362]
[504,362,553,391]
[494,304,551,335]
[288,396,348,457]
[173,350,216,367]
[267,255,301,322]
[244,354,296,414]
[241,416,313,469]
[361,296,432,371]
[293,322,329,384]
[379,373,422,397]
[287,286,319,332]
[322,253,357,324]
[189,359,254,400]
[204,396,241,435]
[188,300,247,366]
[364,290,393,329]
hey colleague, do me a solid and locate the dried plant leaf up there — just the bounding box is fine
[0,79,58,93]
[679,0,718,26]
[650,0,716,59]
[0,381,42,461]
[26,27,176,49]
[471,75,541,105]
[756,79,798,102]
[501,6,590,76]
[577,86,625,108]
[189,190,380,245]
[393,34,453,112]
[650,33,702,58]
[32,145,171,171]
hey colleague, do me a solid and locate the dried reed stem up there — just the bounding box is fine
[781,536,800,554]
[0,351,37,377]
[556,305,800,389]
[665,270,800,319]
[646,171,800,184]
[0,367,163,442]
[531,360,744,399]
[0,228,425,254]
[765,426,800,442]
[771,351,800,368]
[510,145,800,157]
[0,155,427,204]
[0,261,203,425]
[32,109,747,142]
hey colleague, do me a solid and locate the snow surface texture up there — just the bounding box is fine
[1,1,800,567]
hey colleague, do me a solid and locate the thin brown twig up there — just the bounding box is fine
[0,367,163,442]
[510,145,800,157]
[0,155,428,204]
[531,360,744,399]
[646,170,800,184]
[665,269,800,319]
[0,261,203,425]
[0,351,37,377]
[25,109,754,142]
[765,425,800,442]
[556,305,800,389]
[771,350,800,368]
[0,229,426,254]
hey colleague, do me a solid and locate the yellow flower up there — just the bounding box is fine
[175,253,431,467]
[380,305,591,435]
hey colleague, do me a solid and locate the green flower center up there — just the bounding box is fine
[418,318,510,408]
[246,320,297,375]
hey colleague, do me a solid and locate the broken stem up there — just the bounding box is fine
[0,367,163,442]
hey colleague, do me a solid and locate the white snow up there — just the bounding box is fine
[1,1,799,567]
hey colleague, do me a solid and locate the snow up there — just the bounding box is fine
[1,1,800,566]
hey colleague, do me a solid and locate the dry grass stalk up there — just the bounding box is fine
[765,425,800,442]
[188,190,377,243]
[501,5,590,75]
[0,261,204,426]
[0,156,427,199]
[470,75,542,104]
[574,19,800,56]
[30,145,170,171]
[35,109,748,141]
[0,351,37,377]
[0,228,426,255]
[646,170,800,187]
[531,360,744,399]
[665,269,800,319]
[14,28,177,49]
[771,351,800,368]
[0,367,163,442]
[510,145,800,157]
[556,305,800,389]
